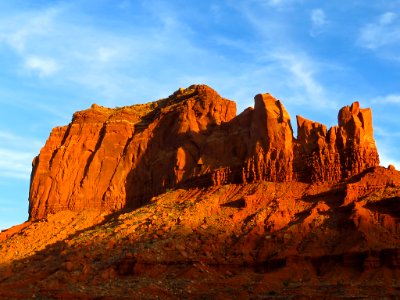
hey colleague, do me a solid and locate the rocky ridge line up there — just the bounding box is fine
[29,85,379,220]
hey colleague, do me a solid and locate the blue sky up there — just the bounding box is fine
[0,0,400,229]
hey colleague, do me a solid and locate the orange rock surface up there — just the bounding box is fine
[2,85,397,298]
[29,85,379,220]
[2,166,400,298]
[295,102,379,182]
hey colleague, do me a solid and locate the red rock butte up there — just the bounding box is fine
[29,84,379,220]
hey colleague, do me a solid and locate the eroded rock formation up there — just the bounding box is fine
[294,102,379,182]
[29,85,379,220]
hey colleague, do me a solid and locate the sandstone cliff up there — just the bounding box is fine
[294,101,379,182]
[29,85,379,220]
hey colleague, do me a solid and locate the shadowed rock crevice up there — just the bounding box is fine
[80,123,107,184]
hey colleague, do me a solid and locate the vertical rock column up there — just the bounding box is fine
[336,101,379,178]
[243,93,294,182]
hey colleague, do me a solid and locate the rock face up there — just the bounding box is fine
[243,94,294,182]
[294,102,379,182]
[29,85,379,220]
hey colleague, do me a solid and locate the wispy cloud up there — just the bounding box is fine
[310,8,328,37]
[0,149,34,180]
[24,55,60,77]
[0,0,335,113]
[0,2,217,106]
[0,130,41,147]
[375,126,400,138]
[0,130,40,180]
[229,2,334,109]
[0,1,398,171]
[311,9,327,27]
[373,93,400,104]
[261,0,301,8]
[270,51,332,108]
[266,0,285,6]
[0,6,62,53]
[358,12,400,50]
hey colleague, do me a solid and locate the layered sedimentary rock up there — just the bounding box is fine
[243,94,294,182]
[29,85,379,220]
[294,102,379,182]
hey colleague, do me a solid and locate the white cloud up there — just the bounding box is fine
[0,149,34,180]
[373,93,400,104]
[270,51,333,108]
[0,6,62,78]
[263,0,300,7]
[359,12,400,49]
[374,126,400,138]
[24,56,60,77]
[0,2,218,104]
[0,130,42,147]
[380,12,397,25]
[268,0,284,5]
[226,1,338,112]
[0,131,41,180]
[311,9,327,27]
[0,7,61,53]
[97,47,119,63]
[0,1,345,120]
[310,8,328,37]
